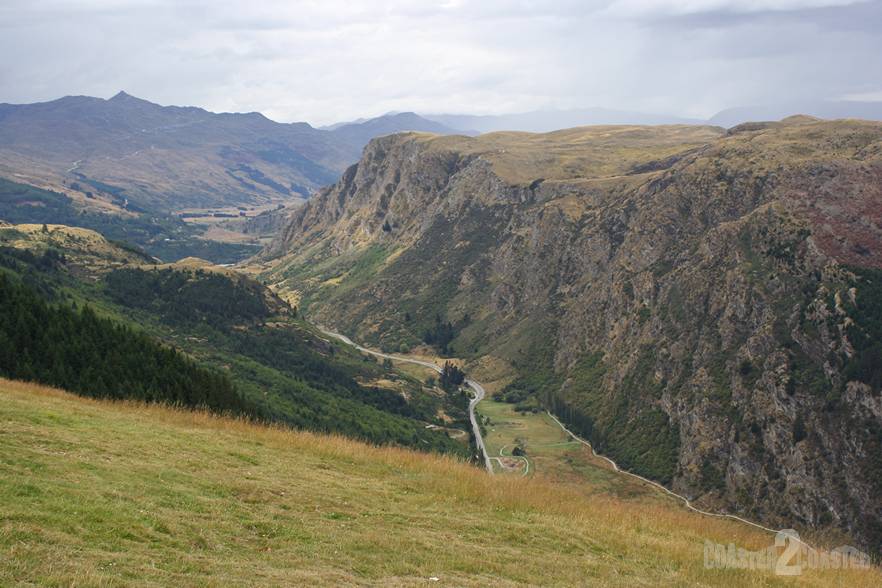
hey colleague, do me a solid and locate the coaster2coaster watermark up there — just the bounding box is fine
[704,529,872,575]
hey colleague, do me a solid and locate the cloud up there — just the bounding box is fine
[0,0,879,124]
[604,0,862,17]
[843,90,882,101]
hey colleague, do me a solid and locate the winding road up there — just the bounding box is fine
[545,411,813,547]
[318,328,493,473]
[317,327,809,546]
[495,445,530,477]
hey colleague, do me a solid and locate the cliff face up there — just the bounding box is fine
[261,120,882,551]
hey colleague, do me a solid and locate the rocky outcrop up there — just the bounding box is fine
[262,120,882,552]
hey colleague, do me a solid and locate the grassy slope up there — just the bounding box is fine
[93,267,471,455]
[3,379,880,587]
[407,125,724,185]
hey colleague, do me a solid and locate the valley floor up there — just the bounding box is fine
[2,378,879,586]
[479,400,668,501]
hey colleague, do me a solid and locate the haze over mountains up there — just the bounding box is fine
[709,101,882,129]
[422,108,703,133]
[424,101,882,134]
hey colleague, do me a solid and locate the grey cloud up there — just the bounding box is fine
[0,0,880,125]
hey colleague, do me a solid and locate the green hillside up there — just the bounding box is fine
[0,272,246,413]
[0,225,471,457]
[0,177,260,263]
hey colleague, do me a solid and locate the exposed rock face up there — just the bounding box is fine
[261,120,882,551]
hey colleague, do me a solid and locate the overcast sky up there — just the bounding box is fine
[1,0,880,125]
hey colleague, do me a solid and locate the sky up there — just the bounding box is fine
[1,0,881,125]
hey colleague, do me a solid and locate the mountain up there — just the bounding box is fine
[7,378,878,585]
[0,91,356,212]
[422,102,882,134]
[329,111,467,146]
[0,94,469,218]
[710,101,882,128]
[423,107,702,133]
[319,116,371,131]
[259,118,882,553]
[0,94,475,263]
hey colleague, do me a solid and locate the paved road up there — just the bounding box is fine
[315,326,816,545]
[318,328,493,473]
[545,411,813,547]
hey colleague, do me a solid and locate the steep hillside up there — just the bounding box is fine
[3,379,879,586]
[0,271,246,414]
[0,228,471,456]
[259,118,882,552]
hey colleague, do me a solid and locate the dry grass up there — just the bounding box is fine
[413,125,724,185]
[3,223,147,270]
[2,378,878,587]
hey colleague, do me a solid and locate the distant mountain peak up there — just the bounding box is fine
[328,111,467,145]
[110,90,133,101]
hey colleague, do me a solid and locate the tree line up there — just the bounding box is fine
[439,361,465,392]
[0,272,250,414]
[104,267,271,327]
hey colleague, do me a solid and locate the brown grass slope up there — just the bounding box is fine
[2,378,879,586]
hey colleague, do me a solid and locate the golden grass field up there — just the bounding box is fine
[415,124,725,185]
[2,378,879,586]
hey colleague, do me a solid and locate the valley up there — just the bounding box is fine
[3,101,882,580]
[258,117,882,554]
[5,2,882,583]
[0,222,474,457]
[319,329,492,472]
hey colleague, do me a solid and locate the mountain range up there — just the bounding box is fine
[422,107,703,133]
[422,101,882,134]
[0,93,468,261]
[709,101,882,129]
[0,92,462,214]
[4,87,882,577]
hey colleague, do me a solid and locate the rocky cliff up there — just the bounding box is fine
[260,119,882,551]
